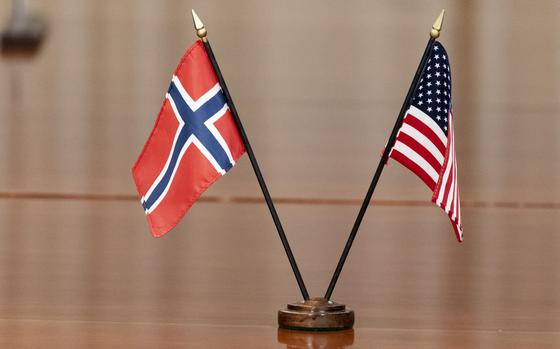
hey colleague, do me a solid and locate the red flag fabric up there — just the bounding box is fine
[132,41,245,237]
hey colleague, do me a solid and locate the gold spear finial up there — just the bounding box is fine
[430,9,445,39]
[191,9,207,41]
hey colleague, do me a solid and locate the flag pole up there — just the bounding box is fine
[324,10,445,300]
[191,10,310,301]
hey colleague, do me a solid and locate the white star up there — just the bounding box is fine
[427,90,432,95]
[444,126,447,131]
[418,93,423,98]
[436,115,441,120]
[445,117,448,122]
[436,89,441,94]
[444,91,447,96]
[435,55,440,59]
[435,72,441,77]
[436,81,441,86]
[437,107,441,112]
[427,107,433,112]
[434,45,439,51]
[427,74,432,79]
[444,109,448,113]
[436,98,441,103]
[427,98,432,104]
[419,85,423,90]
[427,66,432,71]
[443,55,447,60]
[435,63,440,68]
[418,101,423,105]
[427,82,432,87]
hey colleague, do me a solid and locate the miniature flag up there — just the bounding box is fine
[389,42,463,241]
[132,41,245,237]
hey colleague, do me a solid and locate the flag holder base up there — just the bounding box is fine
[278,297,354,331]
[277,327,354,346]
[1,15,46,54]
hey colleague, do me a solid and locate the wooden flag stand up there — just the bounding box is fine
[278,297,354,331]
[278,327,354,346]
[1,0,46,54]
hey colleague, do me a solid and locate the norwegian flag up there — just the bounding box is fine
[389,42,463,241]
[132,41,245,237]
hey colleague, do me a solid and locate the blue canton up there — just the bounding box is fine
[411,42,452,134]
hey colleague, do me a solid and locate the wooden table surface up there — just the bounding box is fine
[0,1,559,348]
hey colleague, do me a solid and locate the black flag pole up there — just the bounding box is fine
[324,10,445,300]
[191,10,310,301]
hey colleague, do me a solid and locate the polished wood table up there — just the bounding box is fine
[0,1,558,347]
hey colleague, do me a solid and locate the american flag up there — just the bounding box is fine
[389,41,463,241]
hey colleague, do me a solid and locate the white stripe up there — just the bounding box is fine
[400,123,445,165]
[393,141,439,182]
[204,104,236,166]
[142,94,186,203]
[407,105,448,145]
[172,76,221,111]
[451,125,459,221]
[452,159,458,220]
[146,134,195,214]
[450,115,460,222]
[436,114,454,206]
[442,127,454,210]
[444,131,456,213]
[436,151,452,206]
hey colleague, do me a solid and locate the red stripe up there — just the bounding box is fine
[452,158,459,219]
[449,158,457,217]
[449,186,455,217]
[395,132,442,174]
[439,155,454,211]
[432,151,450,203]
[434,113,454,206]
[451,219,463,242]
[437,148,453,210]
[404,114,446,155]
[390,149,436,190]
